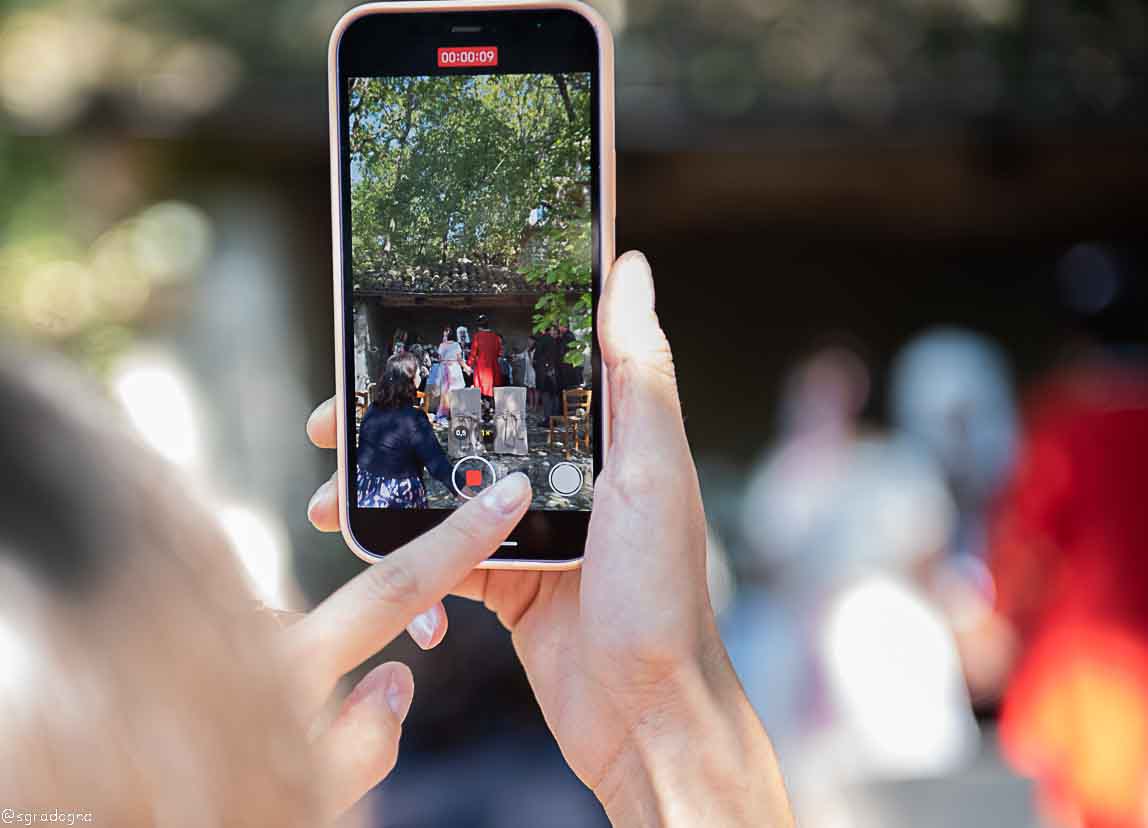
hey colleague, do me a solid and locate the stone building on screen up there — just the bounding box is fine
[352,262,574,390]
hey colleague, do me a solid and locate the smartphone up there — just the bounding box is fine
[328,1,614,568]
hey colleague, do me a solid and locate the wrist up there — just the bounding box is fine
[595,649,792,827]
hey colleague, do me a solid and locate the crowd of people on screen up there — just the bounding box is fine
[386,316,586,421]
[356,316,589,509]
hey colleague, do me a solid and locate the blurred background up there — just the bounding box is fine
[2,0,1147,825]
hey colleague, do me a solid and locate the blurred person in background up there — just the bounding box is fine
[889,328,1018,563]
[731,344,978,826]
[1,253,796,827]
[740,345,870,578]
[888,329,1020,701]
[356,351,454,509]
[987,246,1148,828]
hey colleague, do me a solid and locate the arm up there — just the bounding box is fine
[412,414,454,491]
[598,655,793,827]
[305,253,795,827]
[458,253,794,826]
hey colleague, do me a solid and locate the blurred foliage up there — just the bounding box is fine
[618,0,1146,125]
[0,0,1143,371]
[0,0,1143,132]
[0,0,230,372]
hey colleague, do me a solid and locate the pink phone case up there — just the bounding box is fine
[328,0,615,569]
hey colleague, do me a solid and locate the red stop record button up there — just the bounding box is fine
[437,46,499,68]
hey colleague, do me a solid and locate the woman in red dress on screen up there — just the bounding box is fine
[467,314,502,403]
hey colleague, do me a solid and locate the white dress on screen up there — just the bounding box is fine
[439,341,465,391]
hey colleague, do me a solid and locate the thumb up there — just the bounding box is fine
[589,251,709,627]
[599,251,673,383]
[598,251,689,463]
[317,661,414,819]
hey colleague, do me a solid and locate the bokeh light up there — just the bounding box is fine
[823,574,979,778]
[218,503,291,610]
[110,350,203,469]
[131,202,213,285]
[20,259,95,337]
[0,607,38,701]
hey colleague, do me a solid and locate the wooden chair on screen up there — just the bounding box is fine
[356,382,380,423]
[548,388,593,459]
[416,390,432,419]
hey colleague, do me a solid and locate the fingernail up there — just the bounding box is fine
[384,673,413,720]
[624,249,649,270]
[406,606,438,650]
[307,397,333,432]
[618,251,654,311]
[307,478,333,520]
[482,472,531,515]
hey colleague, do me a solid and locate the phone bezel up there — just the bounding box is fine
[328,1,614,568]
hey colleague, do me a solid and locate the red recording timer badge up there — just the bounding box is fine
[437,46,499,68]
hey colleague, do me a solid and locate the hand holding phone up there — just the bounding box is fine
[307,252,795,825]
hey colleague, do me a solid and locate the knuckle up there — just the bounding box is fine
[606,629,699,692]
[439,507,487,549]
[368,726,401,780]
[280,629,337,707]
[604,461,660,509]
[282,618,322,668]
[627,642,690,681]
[363,559,420,607]
[645,330,678,383]
[376,749,399,783]
[614,333,678,391]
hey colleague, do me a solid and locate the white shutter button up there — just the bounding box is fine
[548,463,584,497]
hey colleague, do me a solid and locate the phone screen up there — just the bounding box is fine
[336,9,604,559]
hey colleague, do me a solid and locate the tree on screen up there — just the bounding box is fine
[348,73,592,365]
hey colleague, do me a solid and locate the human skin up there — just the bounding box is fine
[287,470,535,819]
[306,251,794,826]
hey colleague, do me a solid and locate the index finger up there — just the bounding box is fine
[307,396,337,449]
[287,472,532,712]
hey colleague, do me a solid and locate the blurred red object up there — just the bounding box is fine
[991,361,1148,828]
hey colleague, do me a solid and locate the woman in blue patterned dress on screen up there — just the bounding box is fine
[356,351,455,509]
